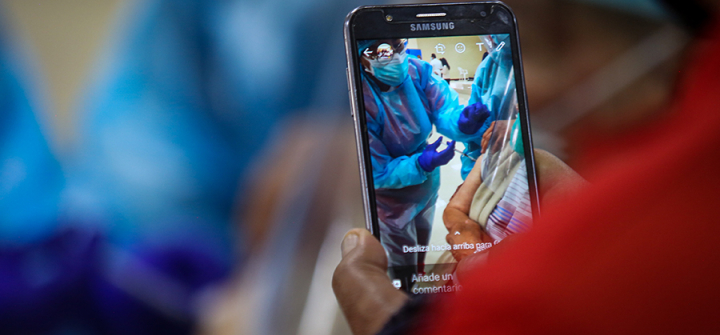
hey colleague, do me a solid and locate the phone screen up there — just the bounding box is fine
[355,33,533,294]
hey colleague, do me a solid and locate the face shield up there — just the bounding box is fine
[361,39,410,87]
[480,66,524,191]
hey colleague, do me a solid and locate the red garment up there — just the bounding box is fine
[430,22,720,334]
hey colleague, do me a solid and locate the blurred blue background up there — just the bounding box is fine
[0,0,689,334]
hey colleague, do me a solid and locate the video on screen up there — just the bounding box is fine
[357,34,533,293]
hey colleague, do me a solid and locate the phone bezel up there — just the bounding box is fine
[344,1,541,240]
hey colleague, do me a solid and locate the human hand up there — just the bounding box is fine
[332,229,409,335]
[533,149,589,206]
[445,218,494,261]
[333,150,587,332]
[418,136,456,172]
[458,102,491,135]
[443,157,493,262]
[480,121,494,153]
[442,162,482,232]
[480,120,512,154]
[447,149,588,272]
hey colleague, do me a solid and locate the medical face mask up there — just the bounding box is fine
[366,51,409,87]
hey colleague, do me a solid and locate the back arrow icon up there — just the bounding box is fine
[363,49,373,57]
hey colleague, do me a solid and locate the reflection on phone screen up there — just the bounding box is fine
[357,34,532,294]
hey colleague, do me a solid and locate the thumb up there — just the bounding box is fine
[427,137,442,151]
[333,229,408,335]
[439,140,456,161]
[447,140,456,151]
[339,229,387,266]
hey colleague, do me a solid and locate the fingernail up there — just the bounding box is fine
[341,232,359,257]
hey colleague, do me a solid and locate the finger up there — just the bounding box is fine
[445,233,454,245]
[465,103,476,114]
[481,127,493,153]
[428,136,442,151]
[342,229,386,262]
[439,140,456,156]
[483,128,492,141]
[441,141,456,161]
[471,103,490,122]
[450,249,461,262]
[533,149,588,207]
[333,229,408,335]
[438,142,456,163]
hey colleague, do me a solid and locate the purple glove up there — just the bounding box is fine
[458,102,491,134]
[418,137,456,172]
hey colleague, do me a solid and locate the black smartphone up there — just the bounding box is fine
[344,2,540,294]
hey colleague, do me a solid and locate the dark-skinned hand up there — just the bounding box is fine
[332,149,587,335]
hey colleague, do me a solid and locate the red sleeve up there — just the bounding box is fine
[428,21,720,335]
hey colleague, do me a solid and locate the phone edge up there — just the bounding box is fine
[345,7,378,236]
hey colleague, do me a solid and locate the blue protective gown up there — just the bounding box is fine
[0,22,64,245]
[363,57,477,229]
[68,0,368,255]
[461,34,515,179]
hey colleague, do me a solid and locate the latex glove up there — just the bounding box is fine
[418,136,456,172]
[458,102,491,135]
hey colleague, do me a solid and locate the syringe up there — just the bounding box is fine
[454,149,476,162]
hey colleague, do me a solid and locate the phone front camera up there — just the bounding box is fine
[480,11,487,18]
[385,15,393,22]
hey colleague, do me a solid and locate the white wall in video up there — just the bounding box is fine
[358,34,532,291]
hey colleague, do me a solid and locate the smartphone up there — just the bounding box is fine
[344,2,540,294]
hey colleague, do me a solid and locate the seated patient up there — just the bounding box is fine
[445,117,532,262]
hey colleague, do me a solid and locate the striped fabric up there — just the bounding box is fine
[486,160,533,240]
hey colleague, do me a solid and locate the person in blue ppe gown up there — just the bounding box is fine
[59,0,370,333]
[359,39,490,274]
[458,34,516,179]
[0,18,103,334]
[0,27,63,246]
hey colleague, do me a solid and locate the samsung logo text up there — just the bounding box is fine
[410,22,455,31]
